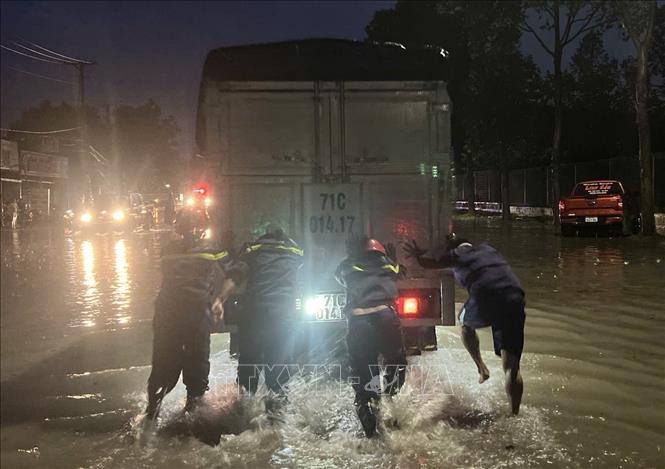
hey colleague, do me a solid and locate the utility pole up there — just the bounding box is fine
[74,62,95,201]
[2,39,96,206]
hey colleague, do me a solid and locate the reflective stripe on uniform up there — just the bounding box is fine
[245,243,304,256]
[163,251,229,262]
[351,263,398,273]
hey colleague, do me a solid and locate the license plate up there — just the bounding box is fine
[302,293,346,321]
[585,217,598,223]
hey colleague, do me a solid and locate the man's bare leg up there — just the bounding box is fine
[501,350,523,415]
[460,325,490,383]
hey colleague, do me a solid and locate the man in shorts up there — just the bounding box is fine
[403,233,525,415]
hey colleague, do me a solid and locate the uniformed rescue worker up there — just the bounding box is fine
[403,233,525,415]
[145,208,246,420]
[236,227,304,397]
[335,236,408,438]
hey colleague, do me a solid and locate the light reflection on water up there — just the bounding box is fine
[78,240,99,328]
[1,223,664,468]
[58,235,161,330]
[112,239,131,325]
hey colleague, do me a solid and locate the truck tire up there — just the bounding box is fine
[621,215,631,237]
[632,214,641,234]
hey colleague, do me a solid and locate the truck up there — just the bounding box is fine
[559,180,640,236]
[195,39,455,357]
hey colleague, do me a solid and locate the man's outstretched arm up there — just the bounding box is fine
[402,239,453,269]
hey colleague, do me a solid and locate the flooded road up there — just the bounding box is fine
[1,221,664,468]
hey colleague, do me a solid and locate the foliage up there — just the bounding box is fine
[105,99,180,191]
[562,30,635,160]
[9,99,181,192]
[366,0,549,169]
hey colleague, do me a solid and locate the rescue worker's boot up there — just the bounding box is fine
[145,389,165,421]
[356,401,377,438]
[184,393,204,414]
[264,394,288,425]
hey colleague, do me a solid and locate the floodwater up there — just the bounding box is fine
[1,220,664,469]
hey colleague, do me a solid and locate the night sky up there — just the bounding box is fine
[1,0,633,153]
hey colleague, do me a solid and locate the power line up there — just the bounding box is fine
[0,44,64,64]
[12,41,78,64]
[18,39,94,65]
[4,65,74,85]
[0,127,80,134]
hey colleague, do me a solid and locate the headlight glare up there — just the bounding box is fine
[304,296,325,316]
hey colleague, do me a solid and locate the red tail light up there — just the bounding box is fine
[558,199,565,215]
[397,296,420,316]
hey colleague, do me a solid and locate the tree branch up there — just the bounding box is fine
[644,1,656,48]
[522,20,555,57]
[561,13,576,44]
[564,14,606,46]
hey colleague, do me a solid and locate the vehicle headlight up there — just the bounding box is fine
[186,197,194,206]
[304,296,326,316]
[204,228,212,239]
[112,210,125,221]
[204,197,212,207]
[80,212,93,223]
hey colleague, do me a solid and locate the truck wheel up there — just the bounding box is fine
[632,214,641,234]
[561,225,575,237]
[621,216,631,236]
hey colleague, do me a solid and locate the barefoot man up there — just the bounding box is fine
[403,234,525,415]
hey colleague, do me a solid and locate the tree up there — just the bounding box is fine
[10,99,181,194]
[107,99,180,191]
[614,0,658,235]
[466,52,548,220]
[565,30,633,161]
[366,1,544,218]
[521,1,612,227]
[650,4,665,102]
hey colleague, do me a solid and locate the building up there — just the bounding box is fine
[1,136,69,219]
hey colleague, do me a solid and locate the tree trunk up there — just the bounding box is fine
[501,156,511,221]
[635,43,655,235]
[466,156,475,215]
[551,4,562,228]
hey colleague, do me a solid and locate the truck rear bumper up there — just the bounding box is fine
[561,215,623,225]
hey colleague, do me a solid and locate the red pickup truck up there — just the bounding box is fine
[559,180,640,236]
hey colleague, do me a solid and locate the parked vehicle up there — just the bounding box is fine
[559,180,640,236]
[196,39,455,357]
[65,192,153,234]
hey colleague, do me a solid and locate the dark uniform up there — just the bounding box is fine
[237,231,304,394]
[422,242,525,358]
[335,249,408,408]
[147,237,246,413]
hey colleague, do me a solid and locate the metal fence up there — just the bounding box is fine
[455,155,665,211]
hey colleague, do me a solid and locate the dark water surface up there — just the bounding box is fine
[1,221,664,468]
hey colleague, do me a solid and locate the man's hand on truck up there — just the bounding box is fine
[401,239,426,259]
[385,242,397,261]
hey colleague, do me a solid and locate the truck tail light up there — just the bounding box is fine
[397,296,420,316]
[558,199,565,215]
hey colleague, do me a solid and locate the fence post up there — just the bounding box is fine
[545,168,549,207]
[523,168,527,205]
